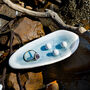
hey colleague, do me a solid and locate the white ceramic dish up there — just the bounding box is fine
[9,30,79,69]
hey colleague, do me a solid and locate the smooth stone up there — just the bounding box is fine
[45,43,52,50]
[11,17,45,46]
[0,17,45,47]
[53,49,59,56]
[46,81,59,90]
[25,72,43,90]
[61,41,67,48]
[0,4,21,29]
[7,73,20,90]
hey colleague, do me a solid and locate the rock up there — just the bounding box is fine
[19,73,27,87]
[7,73,20,90]
[81,20,90,30]
[39,18,59,32]
[0,0,3,3]
[25,72,43,90]
[46,81,59,90]
[7,72,43,90]
[0,4,21,29]
[11,17,45,46]
[0,17,45,47]
[79,27,87,33]
[26,6,32,10]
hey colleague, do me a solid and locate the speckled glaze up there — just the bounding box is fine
[9,30,79,69]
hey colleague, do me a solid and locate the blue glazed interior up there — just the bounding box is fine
[16,33,76,65]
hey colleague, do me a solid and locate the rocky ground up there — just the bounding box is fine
[0,0,90,90]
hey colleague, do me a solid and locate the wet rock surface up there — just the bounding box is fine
[12,17,45,46]
[0,0,3,4]
[46,81,59,90]
[7,73,20,90]
[0,4,21,29]
[7,72,43,90]
[25,72,43,90]
[0,17,45,47]
[0,4,15,28]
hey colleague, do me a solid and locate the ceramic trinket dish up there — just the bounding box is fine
[9,30,79,69]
